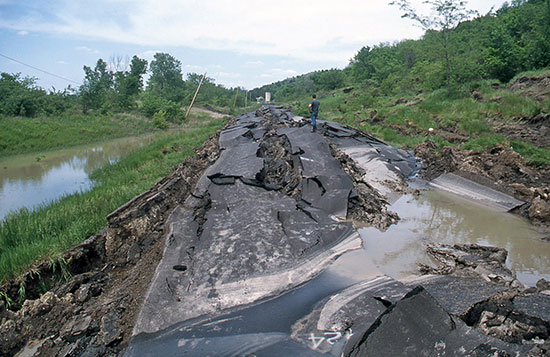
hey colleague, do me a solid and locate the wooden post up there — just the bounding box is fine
[232,88,239,108]
[185,72,206,119]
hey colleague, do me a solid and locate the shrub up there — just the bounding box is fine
[152,110,169,129]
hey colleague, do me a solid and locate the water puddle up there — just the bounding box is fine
[358,188,549,287]
[0,135,157,221]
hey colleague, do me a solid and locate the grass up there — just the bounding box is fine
[278,69,550,168]
[0,111,155,158]
[0,113,225,283]
[461,135,508,152]
[511,140,550,167]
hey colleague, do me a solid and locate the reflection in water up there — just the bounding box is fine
[0,136,155,221]
[359,190,549,286]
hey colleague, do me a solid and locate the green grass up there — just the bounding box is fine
[0,114,225,283]
[461,135,508,152]
[0,111,155,158]
[511,140,550,167]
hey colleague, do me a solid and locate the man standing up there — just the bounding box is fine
[308,94,320,132]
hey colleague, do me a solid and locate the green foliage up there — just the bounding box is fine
[484,23,521,82]
[0,73,76,116]
[80,59,113,112]
[0,116,225,282]
[152,110,169,129]
[113,55,148,109]
[311,69,345,90]
[140,92,184,122]
[148,53,186,102]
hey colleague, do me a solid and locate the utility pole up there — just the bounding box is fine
[185,72,206,119]
[232,88,239,108]
[245,90,247,108]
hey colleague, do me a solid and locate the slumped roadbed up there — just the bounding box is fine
[2,106,549,356]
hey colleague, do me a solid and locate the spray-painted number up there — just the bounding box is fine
[309,331,352,350]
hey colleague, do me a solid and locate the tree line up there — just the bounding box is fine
[250,0,550,101]
[0,52,246,124]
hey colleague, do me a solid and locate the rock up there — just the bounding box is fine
[529,197,550,221]
[395,97,408,105]
[345,287,528,356]
[61,315,92,342]
[100,312,121,346]
[472,91,484,101]
[369,109,378,120]
[537,279,550,292]
[515,293,550,322]
[75,285,91,303]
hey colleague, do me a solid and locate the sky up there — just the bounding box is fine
[0,0,508,91]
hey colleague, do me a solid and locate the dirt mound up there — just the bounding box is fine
[509,73,550,101]
[0,132,223,356]
[491,115,550,149]
[415,142,550,228]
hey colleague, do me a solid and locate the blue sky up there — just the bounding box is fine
[0,0,507,91]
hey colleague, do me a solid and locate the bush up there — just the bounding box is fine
[141,93,184,123]
[152,110,169,129]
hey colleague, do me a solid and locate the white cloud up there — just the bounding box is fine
[184,64,206,73]
[214,71,241,79]
[56,60,68,64]
[0,0,508,65]
[17,30,28,35]
[244,60,264,68]
[75,46,100,54]
[258,68,298,82]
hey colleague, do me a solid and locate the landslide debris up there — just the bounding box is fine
[419,243,550,356]
[1,107,411,356]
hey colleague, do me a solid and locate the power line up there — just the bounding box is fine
[0,52,81,85]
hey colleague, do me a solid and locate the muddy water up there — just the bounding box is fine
[0,135,156,221]
[357,188,549,287]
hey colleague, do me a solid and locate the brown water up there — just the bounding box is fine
[0,135,156,221]
[353,189,549,287]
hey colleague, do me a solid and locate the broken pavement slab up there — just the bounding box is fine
[344,286,529,356]
[429,172,525,212]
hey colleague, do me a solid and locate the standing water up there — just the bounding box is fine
[0,135,155,221]
[355,189,550,287]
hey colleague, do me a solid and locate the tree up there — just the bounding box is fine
[148,53,185,102]
[484,22,521,82]
[114,55,147,109]
[80,59,113,112]
[390,0,478,92]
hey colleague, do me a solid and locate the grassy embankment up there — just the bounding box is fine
[0,111,159,158]
[289,69,550,167]
[0,112,226,284]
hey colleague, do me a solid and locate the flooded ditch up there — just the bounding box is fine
[0,135,158,221]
